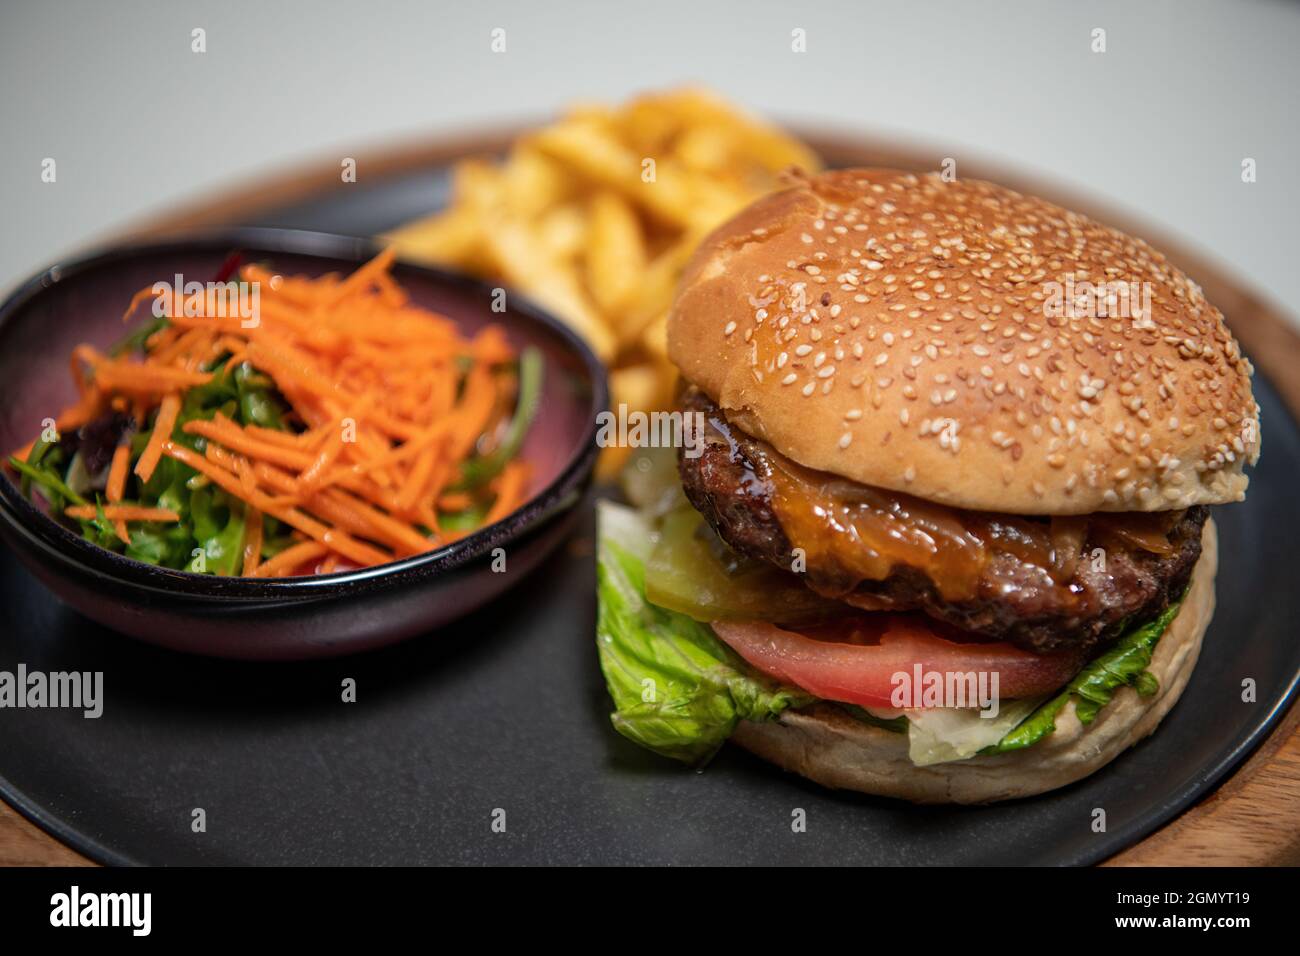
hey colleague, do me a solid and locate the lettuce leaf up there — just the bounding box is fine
[596,501,813,765]
[596,485,1186,766]
[982,600,1181,754]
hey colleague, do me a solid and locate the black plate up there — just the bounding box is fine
[1,167,1298,865]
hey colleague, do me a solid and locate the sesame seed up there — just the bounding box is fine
[707,168,1255,505]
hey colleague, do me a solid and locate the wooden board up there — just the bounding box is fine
[3,127,1297,867]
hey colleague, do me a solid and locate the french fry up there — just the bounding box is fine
[502,147,571,220]
[530,120,698,228]
[585,192,646,315]
[673,125,734,176]
[537,202,589,261]
[640,312,670,363]
[385,205,481,266]
[482,215,616,360]
[610,364,663,416]
[440,158,505,215]
[385,87,823,468]
[618,236,698,342]
[625,87,822,175]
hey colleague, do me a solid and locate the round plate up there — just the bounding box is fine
[1,160,1297,865]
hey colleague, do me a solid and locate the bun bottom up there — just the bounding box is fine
[732,520,1218,804]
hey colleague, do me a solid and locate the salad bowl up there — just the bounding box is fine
[0,229,606,659]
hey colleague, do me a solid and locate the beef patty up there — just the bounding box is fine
[678,389,1207,656]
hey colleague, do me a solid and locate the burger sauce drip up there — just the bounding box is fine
[703,414,1180,603]
[765,454,990,601]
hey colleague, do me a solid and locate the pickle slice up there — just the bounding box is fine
[645,506,845,623]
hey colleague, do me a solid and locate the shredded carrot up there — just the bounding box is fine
[12,249,535,577]
[65,505,180,522]
[254,540,328,578]
[203,444,431,556]
[122,285,158,322]
[152,326,207,366]
[321,245,396,306]
[106,444,132,543]
[242,507,264,576]
[184,415,313,471]
[135,393,180,483]
[106,445,130,502]
[296,416,348,495]
[245,423,328,450]
[485,461,529,526]
[161,442,391,567]
[93,360,213,392]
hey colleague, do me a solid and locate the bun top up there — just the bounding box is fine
[668,169,1260,514]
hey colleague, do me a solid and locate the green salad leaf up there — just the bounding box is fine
[982,600,1182,754]
[77,502,121,551]
[7,456,86,512]
[111,315,169,357]
[125,521,194,568]
[12,351,281,574]
[439,504,489,532]
[233,362,287,431]
[187,487,247,575]
[596,501,813,765]
[451,347,543,492]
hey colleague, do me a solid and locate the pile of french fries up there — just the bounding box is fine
[385,88,821,476]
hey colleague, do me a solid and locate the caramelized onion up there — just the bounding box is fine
[1090,513,1180,556]
[1048,516,1088,579]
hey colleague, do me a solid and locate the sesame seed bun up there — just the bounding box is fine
[730,519,1216,803]
[668,170,1260,515]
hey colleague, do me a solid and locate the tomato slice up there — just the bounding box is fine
[711,616,1081,709]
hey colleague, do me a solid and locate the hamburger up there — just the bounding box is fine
[595,168,1260,803]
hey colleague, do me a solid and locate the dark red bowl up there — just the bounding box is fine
[0,229,606,660]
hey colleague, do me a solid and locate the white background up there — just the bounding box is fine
[2,0,1296,325]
